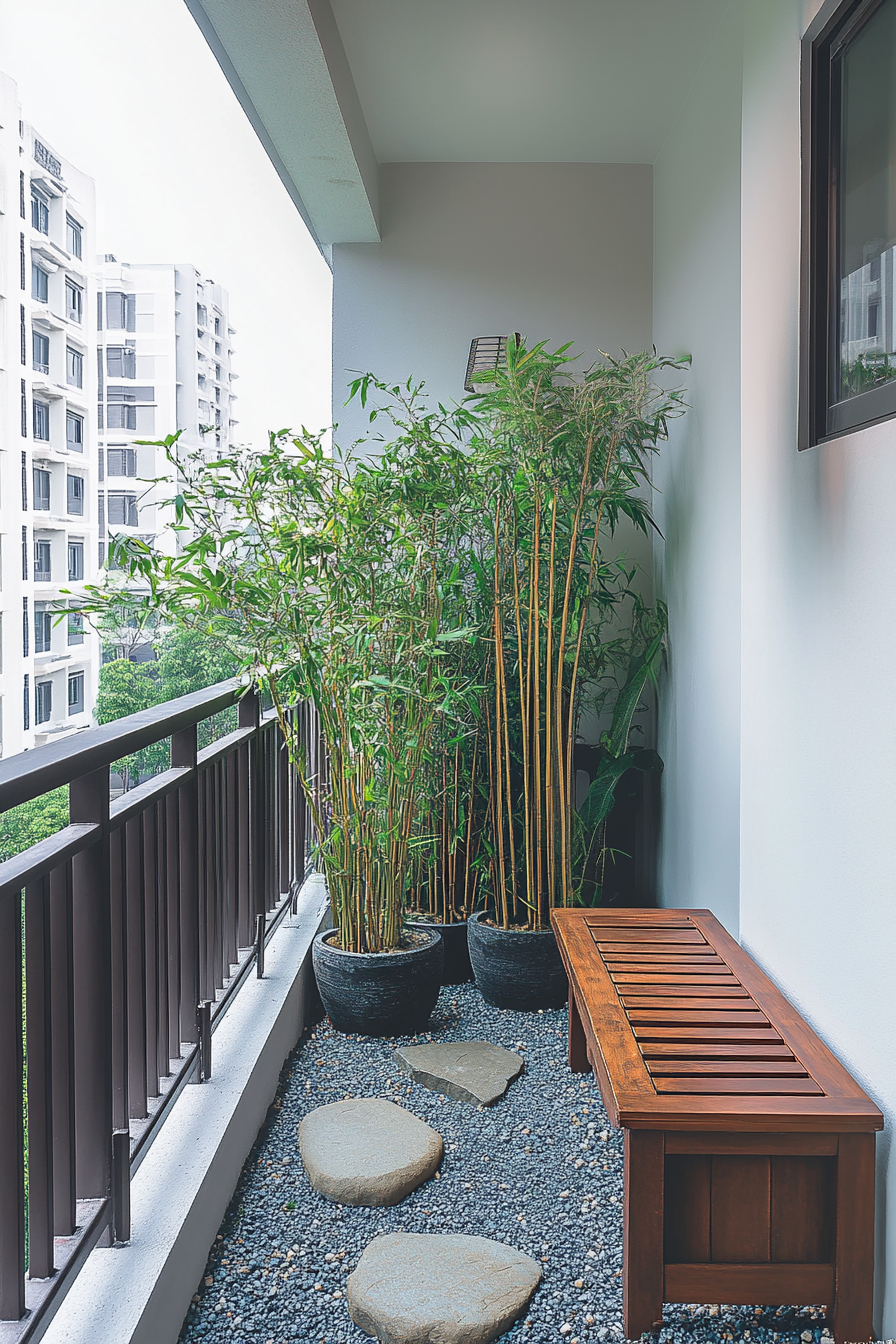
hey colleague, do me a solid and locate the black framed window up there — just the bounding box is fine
[32,469,50,512]
[32,263,48,303]
[35,681,52,726]
[32,329,49,374]
[33,400,50,442]
[65,279,83,324]
[66,346,83,388]
[68,540,84,580]
[34,608,52,654]
[31,189,49,235]
[68,610,84,646]
[68,672,84,715]
[66,410,84,451]
[67,474,85,516]
[34,540,52,580]
[66,214,82,259]
[802,0,896,445]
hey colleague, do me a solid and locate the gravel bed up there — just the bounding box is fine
[178,982,834,1344]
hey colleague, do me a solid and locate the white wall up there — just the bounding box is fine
[332,162,653,444]
[656,0,895,1331]
[652,0,744,935]
[740,1,896,1333]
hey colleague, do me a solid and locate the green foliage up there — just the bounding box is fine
[0,788,68,863]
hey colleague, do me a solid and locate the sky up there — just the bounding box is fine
[1,0,333,447]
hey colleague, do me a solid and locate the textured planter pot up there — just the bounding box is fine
[312,928,444,1036]
[467,910,568,1011]
[405,918,473,985]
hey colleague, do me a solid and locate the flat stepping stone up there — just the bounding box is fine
[347,1232,541,1344]
[394,1041,524,1106]
[298,1099,442,1206]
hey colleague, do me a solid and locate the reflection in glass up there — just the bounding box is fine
[838,0,896,402]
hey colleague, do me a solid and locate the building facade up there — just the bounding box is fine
[0,72,100,757]
[94,260,237,583]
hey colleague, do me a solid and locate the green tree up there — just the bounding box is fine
[0,788,68,863]
[94,658,165,789]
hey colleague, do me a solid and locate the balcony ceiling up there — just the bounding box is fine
[185,0,723,252]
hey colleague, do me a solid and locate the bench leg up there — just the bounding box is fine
[568,987,588,1072]
[831,1132,875,1344]
[623,1129,665,1337]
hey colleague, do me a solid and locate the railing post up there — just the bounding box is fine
[255,912,266,979]
[111,1129,130,1245]
[70,767,114,1229]
[239,689,262,937]
[0,881,26,1320]
[172,726,199,1046]
[25,875,54,1280]
[196,1001,212,1082]
[50,862,77,1238]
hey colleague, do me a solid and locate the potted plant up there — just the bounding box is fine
[82,401,481,1036]
[463,342,687,1010]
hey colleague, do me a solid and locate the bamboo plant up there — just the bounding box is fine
[80,402,481,954]
[469,341,686,931]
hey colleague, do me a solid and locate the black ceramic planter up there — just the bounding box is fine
[467,910,568,1011]
[405,917,473,985]
[312,928,444,1036]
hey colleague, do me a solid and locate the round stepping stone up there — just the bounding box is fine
[347,1232,542,1344]
[298,1099,442,1206]
[394,1041,524,1106]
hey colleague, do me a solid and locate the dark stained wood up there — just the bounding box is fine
[771,1157,834,1263]
[711,1155,770,1261]
[666,1132,838,1156]
[831,1132,876,1344]
[656,1077,823,1095]
[665,1262,834,1303]
[664,1155,710,1262]
[623,1129,664,1338]
[648,1060,808,1077]
[643,1043,795,1060]
[552,908,881,1340]
[568,985,588,1074]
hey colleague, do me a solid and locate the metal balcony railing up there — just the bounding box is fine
[0,681,320,1340]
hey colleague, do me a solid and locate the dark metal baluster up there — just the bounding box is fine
[142,805,159,1101]
[211,761,223,993]
[50,861,76,1237]
[126,816,148,1119]
[236,737,250,949]
[172,727,199,1045]
[198,766,211,1002]
[108,827,128,1133]
[25,876,54,1279]
[70,768,113,1220]
[225,749,238,972]
[155,801,171,1083]
[0,884,26,1319]
[239,692,261,938]
[166,791,181,1059]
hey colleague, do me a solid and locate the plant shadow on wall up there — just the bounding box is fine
[79,340,687,1035]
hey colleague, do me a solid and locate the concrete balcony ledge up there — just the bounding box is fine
[42,874,330,1344]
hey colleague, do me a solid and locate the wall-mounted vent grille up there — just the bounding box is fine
[463,333,520,393]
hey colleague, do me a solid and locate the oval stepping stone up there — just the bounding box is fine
[347,1232,542,1344]
[298,1099,442,1206]
[394,1041,524,1106]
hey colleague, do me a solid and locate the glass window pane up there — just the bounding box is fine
[838,0,896,404]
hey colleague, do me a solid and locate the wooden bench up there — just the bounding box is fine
[551,908,883,1344]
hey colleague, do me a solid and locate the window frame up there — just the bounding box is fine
[66,345,84,389]
[67,474,85,516]
[34,539,52,580]
[33,400,50,442]
[800,0,896,447]
[32,469,51,512]
[32,263,49,304]
[35,680,53,726]
[68,540,84,581]
[65,278,83,324]
[65,213,83,259]
[31,188,49,235]
[34,607,52,655]
[32,329,50,374]
[68,671,85,715]
[66,409,84,452]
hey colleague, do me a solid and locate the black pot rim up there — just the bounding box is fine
[314,926,441,965]
[404,915,470,929]
[467,910,556,937]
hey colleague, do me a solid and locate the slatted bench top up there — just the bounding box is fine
[551,908,883,1133]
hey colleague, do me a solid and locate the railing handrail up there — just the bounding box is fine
[0,677,246,814]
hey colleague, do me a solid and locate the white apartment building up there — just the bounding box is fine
[0,73,100,758]
[95,260,237,579]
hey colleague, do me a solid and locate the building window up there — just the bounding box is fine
[107,447,137,477]
[107,492,138,526]
[31,188,49,234]
[33,469,50,512]
[33,400,50,442]
[32,262,48,303]
[802,0,896,445]
[66,214,82,259]
[65,279,83,324]
[68,540,84,580]
[68,610,84,646]
[20,305,26,365]
[106,404,137,431]
[67,347,83,388]
[67,475,85,516]
[106,346,136,379]
[214,316,221,335]
[197,303,207,326]
[23,600,29,657]
[66,410,84,451]
[68,672,84,715]
[22,527,28,578]
[34,607,52,654]
[21,381,28,438]
[35,681,52,725]
[34,539,52,581]
[32,329,50,374]
[23,675,30,731]
[106,292,135,331]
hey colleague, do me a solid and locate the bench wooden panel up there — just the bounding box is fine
[552,908,883,1344]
